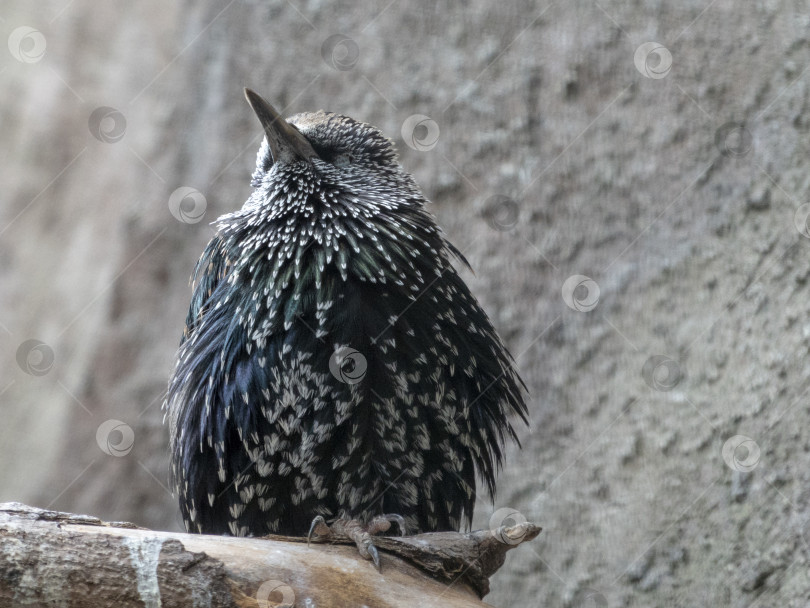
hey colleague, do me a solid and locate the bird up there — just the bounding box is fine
[164,88,527,567]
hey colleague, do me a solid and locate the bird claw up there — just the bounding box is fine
[386,513,407,536]
[307,515,330,547]
[368,543,381,571]
[306,513,406,571]
[366,513,407,536]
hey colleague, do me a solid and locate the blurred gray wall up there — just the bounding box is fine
[2,1,809,606]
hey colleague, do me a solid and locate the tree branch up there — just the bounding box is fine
[0,502,540,607]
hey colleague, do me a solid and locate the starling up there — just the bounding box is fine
[165,88,527,564]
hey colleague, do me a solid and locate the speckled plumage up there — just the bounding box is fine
[165,100,527,538]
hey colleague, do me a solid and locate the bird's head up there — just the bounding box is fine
[244,88,410,199]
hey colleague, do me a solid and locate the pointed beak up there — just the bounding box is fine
[244,88,318,165]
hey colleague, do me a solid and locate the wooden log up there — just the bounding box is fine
[0,502,541,607]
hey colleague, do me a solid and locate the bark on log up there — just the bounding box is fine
[0,502,540,607]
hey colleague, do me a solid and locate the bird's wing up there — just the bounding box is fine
[182,235,232,344]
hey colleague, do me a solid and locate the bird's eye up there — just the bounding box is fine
[310,142,356,167]
[332,152,354,167]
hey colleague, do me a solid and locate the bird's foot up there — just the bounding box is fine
[307,514,407,570]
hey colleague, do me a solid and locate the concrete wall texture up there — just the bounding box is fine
[2,1,809,606]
